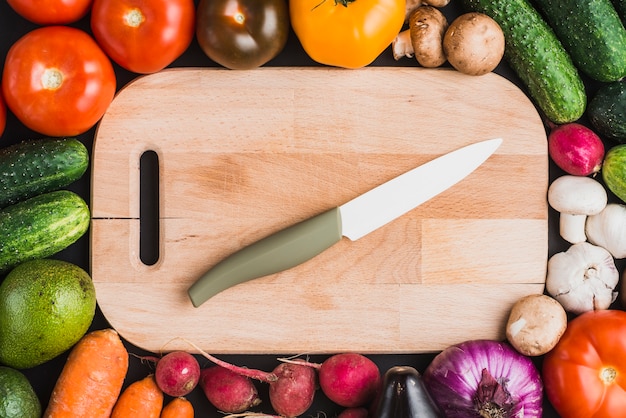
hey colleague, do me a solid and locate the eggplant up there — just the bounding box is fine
[372,366,442,418]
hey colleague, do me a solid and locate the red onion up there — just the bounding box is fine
[422,340,543,418]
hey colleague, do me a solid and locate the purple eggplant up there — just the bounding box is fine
[372,366,442,418]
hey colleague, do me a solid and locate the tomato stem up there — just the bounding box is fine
[41,69,63,91]
[600,367,617,384]
[124,9,145,28]
[233,12,245,25]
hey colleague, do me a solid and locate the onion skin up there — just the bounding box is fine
[422,340,543,418]
[548,123,605,176]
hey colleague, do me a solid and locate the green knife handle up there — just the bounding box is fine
[188,207,343,307]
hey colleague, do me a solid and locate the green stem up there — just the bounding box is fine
[312,0,356,11]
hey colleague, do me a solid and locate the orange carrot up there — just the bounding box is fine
[111,374,164,418]
[161,397,194,418]
[44,328,129,418]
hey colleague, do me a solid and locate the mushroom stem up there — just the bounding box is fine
[405,0,422,21]
[548,175,608,244]
[560,213,587,244]
[392,29,414,60]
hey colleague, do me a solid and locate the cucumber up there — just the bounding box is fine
[0,190,90,274]
[611,0,626,25]
[0,138,89,208]
[533,0,626,82]
[603,144,626,203]
[462,0,587,124]
[588,79,626,143]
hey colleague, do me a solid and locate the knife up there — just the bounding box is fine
[188,137,502,307]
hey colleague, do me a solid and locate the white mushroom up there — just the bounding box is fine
[547,175,607,244]
[586,203,626,259]
[546,241,619,314]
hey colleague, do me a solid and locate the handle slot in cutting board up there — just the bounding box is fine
[139,150,160,266]
[91,67,548,354]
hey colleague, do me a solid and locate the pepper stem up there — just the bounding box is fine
[312,0,356,10]
[473,368,514,418]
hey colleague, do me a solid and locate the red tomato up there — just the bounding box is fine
[7,0,92,25]
[543,309,626,417]
[0,92,6,138]
[91,0,195,74]
[2,26,116,137]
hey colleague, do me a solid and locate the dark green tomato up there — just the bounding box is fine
[196,0,289,70]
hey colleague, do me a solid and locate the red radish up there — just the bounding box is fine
[267,362,317,418]
[190,346,316,418]
[319,353,381,407]
[338,407,369,418]
[200,365,261,413]
[548,122,605,176]
[282,353,381,408]
[153,351,201,397]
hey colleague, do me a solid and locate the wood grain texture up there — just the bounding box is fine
[91,67,548,353]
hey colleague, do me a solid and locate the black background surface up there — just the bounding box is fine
[0,0,597,415]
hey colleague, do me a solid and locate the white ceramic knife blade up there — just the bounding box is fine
[188,137,502,307]
[340,137,503,240]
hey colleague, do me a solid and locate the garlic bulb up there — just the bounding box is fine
[546,242,618,314]
[586,203,626,259]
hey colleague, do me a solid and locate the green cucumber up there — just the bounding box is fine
[533,0,626,82]
[462,0,586,124]
[602,144,626,203]
[611,0,626,25]
[0,190,90,274]
[0,138,89,208]
[588,79,626,143]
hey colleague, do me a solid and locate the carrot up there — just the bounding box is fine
[161,397,194,418]
[111,374,164,418]
[44,328,129,418]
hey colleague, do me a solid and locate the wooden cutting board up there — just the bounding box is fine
[91,67,548,354]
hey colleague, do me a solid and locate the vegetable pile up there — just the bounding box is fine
[1,0,626,416]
